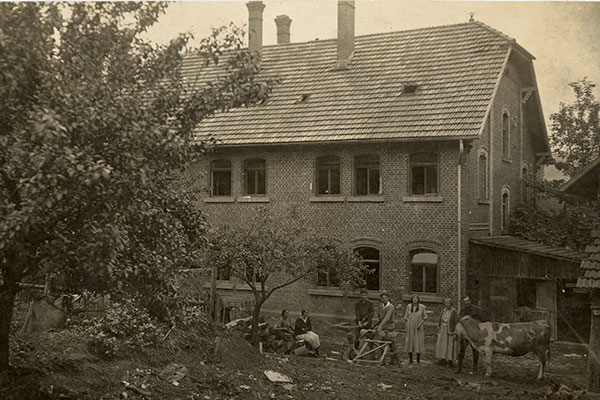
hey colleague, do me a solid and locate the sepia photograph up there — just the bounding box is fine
[1,1,599,399]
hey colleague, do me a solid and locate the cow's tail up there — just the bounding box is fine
[546,347,551,363]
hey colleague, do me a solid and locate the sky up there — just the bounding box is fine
[145,1,600,179]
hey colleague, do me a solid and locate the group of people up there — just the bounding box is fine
[354,290,483,367]
[272,308,321,355]
[270,291,483,367]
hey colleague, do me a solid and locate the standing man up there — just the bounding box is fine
[354,288,374,347]
[456,295,485,374]
[376,292,399,365]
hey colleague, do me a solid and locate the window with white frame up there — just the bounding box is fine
[502,111,510,160]
[243,158,266,196]
[478,149,489,201]
[410,152,438,195]
[316,155,341,195]
[410,248,438,294]
[210,159,232,196]
[355,246,380,291]
[355,154,381,195]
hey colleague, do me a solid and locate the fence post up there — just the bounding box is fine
[209,264,218,322]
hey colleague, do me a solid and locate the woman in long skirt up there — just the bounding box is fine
[435,297,458,366]
[404,295,427,363]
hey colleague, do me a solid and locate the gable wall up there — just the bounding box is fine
[463,57,539,238]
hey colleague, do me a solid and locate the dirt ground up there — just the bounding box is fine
[1,316,589,399]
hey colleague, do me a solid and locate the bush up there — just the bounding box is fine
[84,298,168,358]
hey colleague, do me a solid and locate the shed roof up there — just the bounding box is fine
[470,236,588,263]
[560,156,600,200]
[189,21,533,146]
[577,230,600,288]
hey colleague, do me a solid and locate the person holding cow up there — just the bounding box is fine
[456,295,485,374]
[435,297,458,366]
[404,294,427,364]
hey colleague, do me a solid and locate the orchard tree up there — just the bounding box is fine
[207,208,365,344]
[550,78,600,177]
[0,2,273,371]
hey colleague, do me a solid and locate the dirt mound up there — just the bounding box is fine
[213,330,266,371]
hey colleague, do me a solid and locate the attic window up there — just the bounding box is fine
[402,84,419,94]
[295,94,311,104]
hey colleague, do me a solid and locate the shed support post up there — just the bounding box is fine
[588,289,600,393]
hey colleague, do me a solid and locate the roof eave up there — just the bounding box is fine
[201,134,478,149]
[560,156,600,193]
[476,46,512,138]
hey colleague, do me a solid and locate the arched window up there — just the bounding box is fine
[521,164,529,203]
[210,159,231,196]
[243,158,266,195]
[410,248,438,294]
[355,247,380,291]
[501,186,510,232]
[478,149,489,200]
[316,155,340,195]
[502,111,510,160]
[355,154,380,195]
[410,152,438,195]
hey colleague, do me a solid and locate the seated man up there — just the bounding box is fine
[294,309,320,356]
[272,309,294,341]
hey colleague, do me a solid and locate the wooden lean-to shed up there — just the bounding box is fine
[561,155,600,392]
[469,235,588,341]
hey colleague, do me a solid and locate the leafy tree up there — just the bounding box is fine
[550,78,600,177]
[206,208,365,344]
[510,179,599,251]
[0,2,272,371]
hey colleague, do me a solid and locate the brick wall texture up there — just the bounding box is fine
[192,57,544,322]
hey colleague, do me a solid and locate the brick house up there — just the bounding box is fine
[188,1,552,319]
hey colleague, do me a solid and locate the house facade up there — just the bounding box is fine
[188,1,552,318]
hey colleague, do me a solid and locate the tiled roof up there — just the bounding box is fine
[188,21,518,146]
[470,236,588,262]
[577,230,600,288]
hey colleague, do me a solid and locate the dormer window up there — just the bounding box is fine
[402,83,419,94]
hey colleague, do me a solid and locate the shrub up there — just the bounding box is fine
[84,298,168,358]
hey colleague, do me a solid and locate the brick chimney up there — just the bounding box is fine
[337,0,355,68]
[274,15,292,44]
[246,1,265,57]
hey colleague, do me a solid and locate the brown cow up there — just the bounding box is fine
[455,316,551,380]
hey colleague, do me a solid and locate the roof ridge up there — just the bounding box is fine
[182,20,514,58]
[259,20,510,50]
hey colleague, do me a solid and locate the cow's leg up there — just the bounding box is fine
[456,338,466,373]
[483,347,493,378]
[536,348,548,381]
[471,342,479,372]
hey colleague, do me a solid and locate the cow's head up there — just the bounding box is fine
[455,315,483,342]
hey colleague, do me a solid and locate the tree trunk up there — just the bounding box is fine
[0,284,17,372]
[250,299,264,347]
